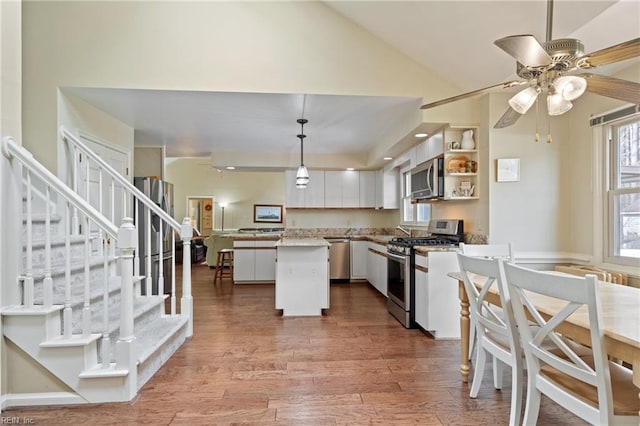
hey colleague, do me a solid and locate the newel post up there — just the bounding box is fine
[116,217,137,398]
[180,218,193,337]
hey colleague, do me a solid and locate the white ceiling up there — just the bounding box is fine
[64,0,640,162]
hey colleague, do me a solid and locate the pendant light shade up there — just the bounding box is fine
[295,118,309,189]
[509,87,540,114]
[296,165,309,188]
[547,92,573,116]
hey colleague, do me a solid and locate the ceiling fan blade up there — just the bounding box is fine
[494,35,553,68]
[421,81,526,110]
[577,38,640,69]
[493,107,522,129]
[579,73,640,104]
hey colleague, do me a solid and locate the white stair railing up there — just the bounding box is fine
[59,126,192,335]
[1,136,135,370]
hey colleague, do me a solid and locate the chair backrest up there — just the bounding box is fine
[503,263,613,424]
[459,243,514,262]
[456,253,520,356]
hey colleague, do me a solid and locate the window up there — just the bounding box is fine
[401,166,430,225]
[607,115,640,262]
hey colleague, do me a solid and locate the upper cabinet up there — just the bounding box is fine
[359,171,376,208]
[415,131,444,166]
[443,126,479,200]
[285,169,397,209]
[375,168,399,209]
[325,171,359,208]
[285,170,325,208]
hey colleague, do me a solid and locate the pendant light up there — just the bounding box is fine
[295,118,309,189]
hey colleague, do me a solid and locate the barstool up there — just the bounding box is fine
[214,249,234,285]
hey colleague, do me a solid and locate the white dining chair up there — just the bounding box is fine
[503,263,640,425]
[459,242,514,360]
[457,253,523,426]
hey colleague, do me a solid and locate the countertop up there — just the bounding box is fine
[275,238,330,247]
[414,246,460,255]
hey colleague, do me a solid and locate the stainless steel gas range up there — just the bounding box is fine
[386,219,463,328]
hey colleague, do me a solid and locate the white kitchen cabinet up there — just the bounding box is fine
[342,171,359,207]
[366,242,387,296]
[350,240,368,279]
[275,240,329,316]
[375,169,399,210]
[233,240,277,283]
[413,250,459,338]
[324,171,359,208]
[285,170,325,208]
[414,253,428,330]
[324,171,342,208]
[305,170,326,208]
[233,241,256,282]
[359,171,376,208]
[415,130,444,166]
[254,241,277,281]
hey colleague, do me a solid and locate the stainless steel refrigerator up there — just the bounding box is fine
[134,177,174,295]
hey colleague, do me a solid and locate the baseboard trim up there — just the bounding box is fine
[1,392,86,409]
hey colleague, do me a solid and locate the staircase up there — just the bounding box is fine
[0,130,193,407]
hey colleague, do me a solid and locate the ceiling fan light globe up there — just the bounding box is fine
[547,93,573,116]
[508,87,539,114]
[555,76,587,101]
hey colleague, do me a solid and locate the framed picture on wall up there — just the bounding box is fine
[496,158,520,182]
[254,204,283,223]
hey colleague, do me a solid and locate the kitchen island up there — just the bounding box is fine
[275,238,330,316]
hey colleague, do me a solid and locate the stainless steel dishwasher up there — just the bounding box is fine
[325,238,350,283]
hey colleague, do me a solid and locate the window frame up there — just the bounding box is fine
[603,114,640,266]
[400,164,431,226]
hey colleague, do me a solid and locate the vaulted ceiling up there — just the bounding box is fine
[65,1,639,166]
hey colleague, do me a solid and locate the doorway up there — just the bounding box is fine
[187,196,214,236]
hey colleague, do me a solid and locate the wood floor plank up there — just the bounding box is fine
[3,265,587,425]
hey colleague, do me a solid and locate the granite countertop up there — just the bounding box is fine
[354,235,394,245]
[221,233,282,240]
[275,238,330,247]
[414,246,460,254]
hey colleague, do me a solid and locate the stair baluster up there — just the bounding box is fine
[43,185,53,307]
[101,237,111,368]
[23,170,34,308]
[63,199,72,338]
[171,231,176,315]
[145,207,152,296]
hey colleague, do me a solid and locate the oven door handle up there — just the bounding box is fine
[386,251,406,262]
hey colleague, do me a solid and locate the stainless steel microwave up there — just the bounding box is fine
[411,157,444,201]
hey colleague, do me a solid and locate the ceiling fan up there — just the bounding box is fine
[420,0,640,130]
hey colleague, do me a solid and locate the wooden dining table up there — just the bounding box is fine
[448,271,640,413]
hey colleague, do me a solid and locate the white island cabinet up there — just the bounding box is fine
[275,238,330,316]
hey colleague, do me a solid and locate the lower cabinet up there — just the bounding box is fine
[413,251,460,339]
[350,240,368,280]
[233,240,277,283]
[414,253,428,329]
[366,242,388,296]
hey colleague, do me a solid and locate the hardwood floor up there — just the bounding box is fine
[4,264,585,425]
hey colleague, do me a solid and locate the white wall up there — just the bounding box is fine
[57,92,135,182]
[0,0,22,397]
[22,1,465,174]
